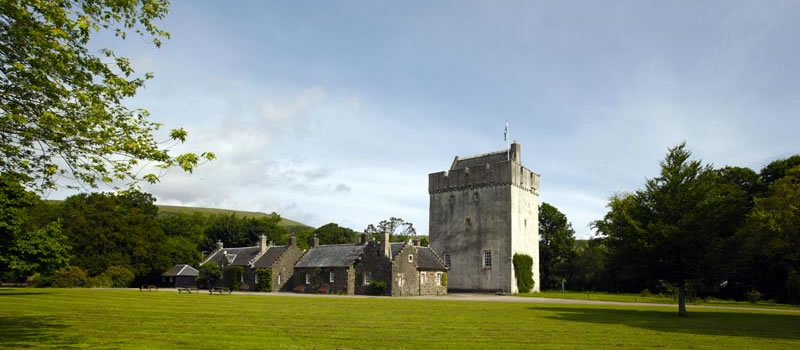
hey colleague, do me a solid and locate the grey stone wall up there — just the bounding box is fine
[355,241,392,295]
[419,270,447,296]
[390,244,419,296]
[293,266,352,294]
[271,245,304,292]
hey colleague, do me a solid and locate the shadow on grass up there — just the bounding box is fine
[0,316,84,348]
[536,306,800,340]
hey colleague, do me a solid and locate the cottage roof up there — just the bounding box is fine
[389,242,406,259]
[450,150,508,170]
[203,246,261,266]
[416,247,447,270]
[252,246,289,268]
[295,244,365,268]
[162,264,200,277]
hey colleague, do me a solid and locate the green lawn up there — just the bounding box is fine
[1,289,798,349]
[520,291,800,310]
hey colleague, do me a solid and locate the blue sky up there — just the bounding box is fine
[54,1,800,238]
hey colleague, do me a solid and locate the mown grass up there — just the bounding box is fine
[1,289,799,349]
[520,290,800,310]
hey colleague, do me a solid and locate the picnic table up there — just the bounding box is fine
[209,287,231,295]
[177,287,199,294]
[139,285,158,291]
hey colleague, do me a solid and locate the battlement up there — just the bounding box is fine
[428,160,539,194]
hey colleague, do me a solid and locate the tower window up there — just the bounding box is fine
[465,218,472,230]
[483,250,492,268]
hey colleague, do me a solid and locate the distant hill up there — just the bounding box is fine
[156,205,315,232]
[44,200,315,232]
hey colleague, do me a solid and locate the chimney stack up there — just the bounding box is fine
[289,233,297,246]
[312,234,319,248]
[412,238,420,247]
[380,232,390,257]
[259,234,267,254]
[216,240,224,250]
[360,232,368,244]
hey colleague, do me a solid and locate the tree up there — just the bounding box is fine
[594,143,733,316]
[365,217,416,241]
[198,262,221,288]
[1,0,214,192]
[313,223,357,245]
[538,202,576,290]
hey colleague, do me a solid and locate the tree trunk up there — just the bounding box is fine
[678,283,688,317]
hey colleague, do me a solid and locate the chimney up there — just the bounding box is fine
[288,233,297,247]
[360,232,368,245]
[380,232,390,257]
[312,234,319,248]
[510,141,521,163]
[259,235,267,254]
[412,238,420,246]
[216,240,224,250]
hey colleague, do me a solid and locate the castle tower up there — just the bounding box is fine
[428,141,540,293]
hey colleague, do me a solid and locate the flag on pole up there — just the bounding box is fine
[504,122,508,142]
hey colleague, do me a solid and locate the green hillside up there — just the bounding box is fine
[156,204,314,231]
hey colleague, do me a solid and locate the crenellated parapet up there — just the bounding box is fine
[429,160,539,195]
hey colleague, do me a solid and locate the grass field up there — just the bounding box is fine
[1,289,798,349]
[520,291,800,310]
[156,204,314,231]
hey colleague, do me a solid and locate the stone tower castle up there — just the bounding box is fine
[428,141,540,293]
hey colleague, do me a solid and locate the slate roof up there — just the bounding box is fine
[389,242,406,259]
[203,246,261,266]
[252,246,289,268]
[162,264,200,277]
[450,150,508,170]
[295,244,365,268]
[416,247,447,270]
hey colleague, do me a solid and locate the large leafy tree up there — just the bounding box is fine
[594,143,737,316]
[1,0,214,191]
[365,217,416,241]
[538,202,576,289]
[313,223,357,245]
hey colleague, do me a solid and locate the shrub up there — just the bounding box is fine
[369,281,387,295]
[256,268,272,292]
[52,266,89,288]
[441,272,447,287]
[745,289,763,304]
[640,289,653,297]
[513,253,534,293]
[26,273,53,288]
[102,266,135,288]
[89,274,112,288]
[224,265,245,291]
[199,262,221,288]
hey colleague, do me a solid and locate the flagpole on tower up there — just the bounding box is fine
[504,122,509,160]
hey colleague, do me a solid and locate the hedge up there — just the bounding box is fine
[513,253,534,293]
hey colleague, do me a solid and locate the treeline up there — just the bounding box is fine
[0,176,364,287]
[540,145,800,305]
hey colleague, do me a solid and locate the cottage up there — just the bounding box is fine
[161,264,199,288]
[355,233,447,296]
[200,234,303,292]
[293,235,365,295]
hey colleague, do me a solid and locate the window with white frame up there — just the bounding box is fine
[483,250,492,268]
[408,254,414,263]
[444,253,451,268]
[305,273,310,285]
[329,271,335,283]
[420,271,426,284]
[277,273,282,285]
[363,272,372,285]
[255,274,259,284]
[435,272,442,286]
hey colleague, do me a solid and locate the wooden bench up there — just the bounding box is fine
[208,287,231,295]
[139,285,158,291]
[177,287,199,294]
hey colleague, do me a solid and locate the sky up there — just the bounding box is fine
[51,0,800,238]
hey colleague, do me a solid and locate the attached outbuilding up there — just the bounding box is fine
[161,264,199,288]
